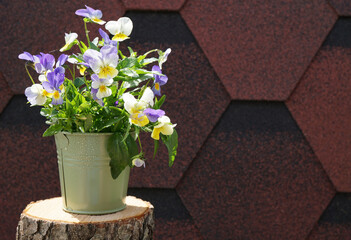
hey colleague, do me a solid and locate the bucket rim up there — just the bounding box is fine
[56,131,114,136]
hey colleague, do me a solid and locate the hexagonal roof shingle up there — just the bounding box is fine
[181,0,337,100]
[287,18,351,192]
[177,102,335,239]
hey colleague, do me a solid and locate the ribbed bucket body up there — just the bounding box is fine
[54,132,130,215]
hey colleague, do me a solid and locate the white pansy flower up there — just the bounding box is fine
[60,33,78,52]
[91,74,113,99]
[151,116,176,140]
[105,17,133,42]
[24,84,52,106]
[122,87,154,127]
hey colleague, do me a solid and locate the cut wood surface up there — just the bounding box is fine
[16,196,154,240]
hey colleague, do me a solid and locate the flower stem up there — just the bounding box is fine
[68,68,75,80]
[138,135,143,152]
[84,21,91,48]
[25,63,35,85]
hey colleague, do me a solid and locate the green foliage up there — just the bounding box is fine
[108,133,139,179]
[43,124,63,137]
[154,95,166,109]
[161,129,178,167]
[153,140,159,159]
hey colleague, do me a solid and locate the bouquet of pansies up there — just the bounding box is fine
[18,5,178,179]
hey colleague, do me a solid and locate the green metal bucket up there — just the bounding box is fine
[54,132,130,215]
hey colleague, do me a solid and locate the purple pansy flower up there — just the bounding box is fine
[42,68,65,105]
[143,108,165,122]
[83,45,119,79]
[151,65,168,96]
[35,53,55,74]
[99,28,117,47]
[75,5,105,25]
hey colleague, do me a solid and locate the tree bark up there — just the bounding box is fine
[16,196,154,240]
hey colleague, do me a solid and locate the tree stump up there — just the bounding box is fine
[16,196,154,240]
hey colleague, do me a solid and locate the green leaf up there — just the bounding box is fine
[120,69,139,78]
[107,133,130,179]
[130,127,140,140]
[140,57,158,66]
[153,140,159,159]
[89,41,100,51]
[73,77,85,88]
[125,134,139,165]
[123,74,153,88]
[40,108,51,117]
[127,46,136,57]
[65,98,75,117]
[43,124,63,137]
[96,117,123,132]
[122,123,131,142]
[78,101,91,112]
[118,57,138,69]
[84,114,93,132]
[80,41,88,50]
[161,129,178,167]
[155,95,166,109]
[118,50,126,59]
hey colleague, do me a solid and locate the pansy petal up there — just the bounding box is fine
[112,34,129,42]
[160,124,174,136]
[159,75,168,85]
[118,17,133,36]
[140,87,154,107]
[36,94,47,106]
[105,20,119,35]
[38,74,46,83]
[98,67,118,79]
[102,78,113,86]
[67,57,78,64]
[100,45,118,67]
[159,48,171,69]
[42,81,54,93]
[35,63,43,74]
[92,80,101,89]
[151,127,162,140]
[144,108,165,122]
[18,52,34,61]
[158,115,171,123]
[91,74,100,82]
[54,66,65,75]
[40,54,55,71]
[75,9,90,17]
[65,32,78,43]
[152,65,161,73]
[99,28,110,41]
[122,93,138,114]
[152,83,161,96]
[83,49,103,72]
[97,86,112,99]
[92,18,106,25]
[92,9,103,19]
[56,54,68,67]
